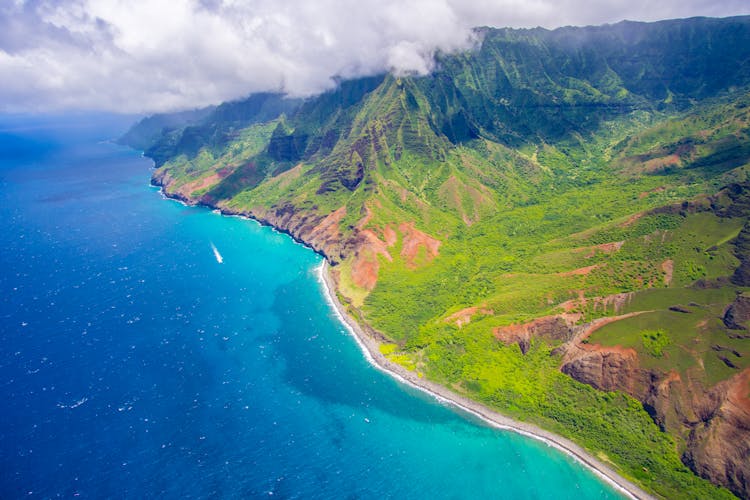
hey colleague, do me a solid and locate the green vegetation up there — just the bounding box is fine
[421,338,734,500]
[641,329,670,357]
[123,16,750,499]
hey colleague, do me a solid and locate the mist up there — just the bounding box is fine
[1,0,748,113]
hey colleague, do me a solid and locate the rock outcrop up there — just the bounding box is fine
[724,292,750,334]
[683,369,750,500]
[493,314,579,354]
[560,321,750,499]
[561,345,651,397]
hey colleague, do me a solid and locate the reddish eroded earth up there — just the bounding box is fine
[349,220,441,290]
[556,309,750,498]
[583,241,624,258]
[728,368,750,414]
[662,259,674,286]
[398,222,440,268]
[178,172,222,196]
[445,306,494,328]
[684,368,750,499]
[350,229,393,290]
[493,313,581,353]
[569,311,648,346]
[307,206,346,250]
[383,225,397,246]
[556,263,601,277]
[621,212,644,227]
[561,343,646,395]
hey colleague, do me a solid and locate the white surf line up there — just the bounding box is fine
[315,261,649,500]
[147,179,646,498]
[211,242,224,264]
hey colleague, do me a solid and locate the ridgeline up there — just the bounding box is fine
[122,16,750,499]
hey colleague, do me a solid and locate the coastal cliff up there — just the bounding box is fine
[128,16,750,499]
[484,299,750,499]
[561,333,750,498]
[153,167,358,264]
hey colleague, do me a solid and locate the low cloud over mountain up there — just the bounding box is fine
[1,0,747,113]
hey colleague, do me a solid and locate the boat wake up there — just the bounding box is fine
[57,397,88,409]
[210,243,223,264]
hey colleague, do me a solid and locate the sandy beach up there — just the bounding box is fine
[317,261,655,500]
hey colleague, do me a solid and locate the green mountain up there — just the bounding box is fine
[123,16,750,499]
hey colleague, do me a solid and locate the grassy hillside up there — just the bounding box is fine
[123,16,750,499]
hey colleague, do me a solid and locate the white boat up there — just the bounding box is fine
[210,243,223,264]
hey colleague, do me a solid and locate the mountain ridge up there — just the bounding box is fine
[124,15,750,499]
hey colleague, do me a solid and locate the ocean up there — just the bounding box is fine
[0,114,623,498]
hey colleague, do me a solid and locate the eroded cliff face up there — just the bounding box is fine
[493,314,579,354]
[493,309,750,498]
[560,334,750,499]
[243,203,352,263]
[153,170,354,263]
[683,369,750,499]
[152,170,441,291]
[561,345,652,399]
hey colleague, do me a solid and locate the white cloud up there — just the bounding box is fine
[0,0,748,113]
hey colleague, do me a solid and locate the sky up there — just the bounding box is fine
[1,0,748,114]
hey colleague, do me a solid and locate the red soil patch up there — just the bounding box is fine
[351,255,379,291]
[308,206,346,245]
[662,259,674,286]
[383,225,398,247]
[398,222,440,268]
[559,311,650,365]
[360,229,393,260]
[350,229,393,291]
[178,172,223,197]
[579,343,639,357]
[445,306,494,328]
[493,313,581,351]
[728,368,750,414]
[584,241,624,258]
[621,212,644,227]
[397,185,410,203]
[641,155,681,174]
[663,370,682,384]
[557,264,602,277]
[350,219,440,290]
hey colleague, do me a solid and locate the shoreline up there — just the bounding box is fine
[153,172,653,499]
[152,179,330,260]
[316,260,654,500]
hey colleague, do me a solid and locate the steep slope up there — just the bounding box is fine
[122,15,750,499]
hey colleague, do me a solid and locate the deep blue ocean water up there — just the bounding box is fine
[0,115,623,499]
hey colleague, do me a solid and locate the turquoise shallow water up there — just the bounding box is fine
[0,114,624,498]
